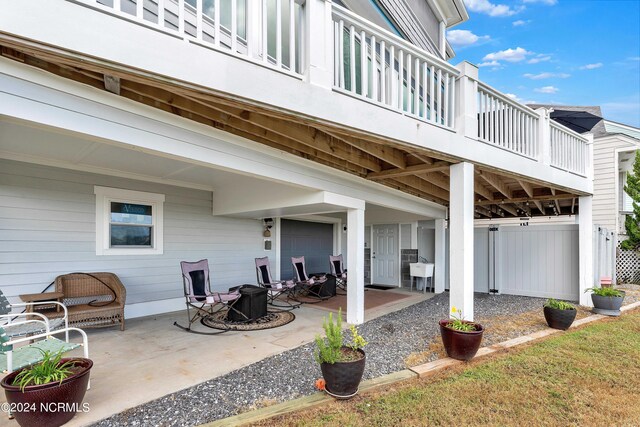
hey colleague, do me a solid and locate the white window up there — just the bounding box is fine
[94,186,165,256]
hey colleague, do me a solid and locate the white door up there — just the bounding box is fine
[372,224,399,285]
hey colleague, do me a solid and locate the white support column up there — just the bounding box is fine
[410,222,418,250]
[449,162,475,320]
[347,208,365,324]
[454,61,479,140]
[304,0,333,89]
[274,217,282,280]
[579,195,594,307]
[434,218,446,294]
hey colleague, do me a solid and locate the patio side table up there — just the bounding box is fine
[228,285,267,321]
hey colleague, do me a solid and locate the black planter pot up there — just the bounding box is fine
[1,358,92,427]
[439,320,484,361]
[543,306,577,330]
[320,348,365,398]
[592,291,625,316]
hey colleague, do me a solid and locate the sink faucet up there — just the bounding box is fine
[418,256,428,263]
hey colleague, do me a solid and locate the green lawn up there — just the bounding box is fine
[257,309,640,427]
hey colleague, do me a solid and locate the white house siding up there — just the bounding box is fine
[0,159,265,305]
[593,135,638,232]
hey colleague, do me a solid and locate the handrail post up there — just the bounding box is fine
[304,0,333,89]
[585,133,594,181]
[454,61,478,139]
[536,107,551,166]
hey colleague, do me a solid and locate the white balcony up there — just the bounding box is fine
[0,0,593,215]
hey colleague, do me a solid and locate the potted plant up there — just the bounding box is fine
[1,350,92,427]
[314,309,367,399]
[543,298,577,330]
[439,306,484,361]
[586,287,625,316]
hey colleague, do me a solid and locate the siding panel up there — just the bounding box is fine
[0,160,265,305]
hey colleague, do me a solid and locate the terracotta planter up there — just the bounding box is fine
[592,291,625,316]
[439,320,484,361]
[543,306,577,330]
[320,348,365,398]
[1,358,92,427]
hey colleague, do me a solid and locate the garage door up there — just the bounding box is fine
[280,219,334,280]
[498,224,579,301]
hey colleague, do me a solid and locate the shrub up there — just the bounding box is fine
[585,287,623,298]
[314,309,367,364]
[445,307,478,332]
[544,298,576,310]
[13,350,74,392]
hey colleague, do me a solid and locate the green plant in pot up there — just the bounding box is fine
[543,298,577,330]
[586,287,625,317]
[314,309,367,399]
[439,306,484,361]
[1,349,92,427]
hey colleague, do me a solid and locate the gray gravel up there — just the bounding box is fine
[92,293,546,427]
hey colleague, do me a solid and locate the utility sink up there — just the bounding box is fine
[410,262,434,278]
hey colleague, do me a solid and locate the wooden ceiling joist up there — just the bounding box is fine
[517,179,546,215]
[478,170,511,199]
[476,193,576,206]
[366,161,451,180]
[321,129,407,169]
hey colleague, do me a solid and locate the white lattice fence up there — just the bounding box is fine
[616,240,640,284]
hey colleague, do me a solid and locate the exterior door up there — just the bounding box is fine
[372,224,399,285]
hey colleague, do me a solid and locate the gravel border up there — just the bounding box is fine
[93,293,549,427]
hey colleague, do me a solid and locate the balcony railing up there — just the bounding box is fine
[476,82,539,159]
[550,122,590,176]
[331,5,458,130]
[74,0,591,179]
[91,0,304,76]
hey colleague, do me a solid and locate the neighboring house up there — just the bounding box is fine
[0,0,596,324]
[529,105,640,282]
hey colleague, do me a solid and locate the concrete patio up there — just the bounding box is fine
[0,288,428,427]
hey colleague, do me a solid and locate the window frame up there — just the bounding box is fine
[94,186,165,256]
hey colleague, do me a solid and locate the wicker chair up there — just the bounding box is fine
[52,273,126,331]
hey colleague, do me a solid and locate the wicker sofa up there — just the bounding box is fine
[51,273,126,331]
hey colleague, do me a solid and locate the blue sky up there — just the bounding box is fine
[447,0,640,127]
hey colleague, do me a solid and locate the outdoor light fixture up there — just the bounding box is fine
[263,218,274,238]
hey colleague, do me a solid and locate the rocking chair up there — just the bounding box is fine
[174,259,248,335]
[255,257,300,310]
[291,256,331,301]
[329,254,348,294]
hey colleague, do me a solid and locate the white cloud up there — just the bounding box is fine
[478,60,501,68]
[580,62,603,70]
[447,30,490,48]
[464,0,523,17]
[527,55,551,64]
[512,20,531,26]
[482,47,532,64]
[523,0,557,4]
[505,93,538,105]
[628,57,640,61]
[523,72,570,80]
[534,86,559,94]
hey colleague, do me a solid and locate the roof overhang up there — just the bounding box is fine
[432,0,469,28]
